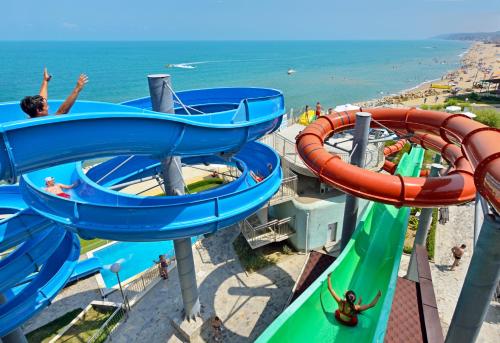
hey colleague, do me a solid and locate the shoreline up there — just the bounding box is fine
[354,41,499,109]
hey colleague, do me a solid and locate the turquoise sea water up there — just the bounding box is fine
[0,40,469,111]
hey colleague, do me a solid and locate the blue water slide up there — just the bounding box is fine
[0,231,80,336]
[0,86,285,335]
[20,142,281,241]
[0,88,283,181]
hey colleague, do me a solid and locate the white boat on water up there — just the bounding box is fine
[166,63,196,69]
[287,69,296,75]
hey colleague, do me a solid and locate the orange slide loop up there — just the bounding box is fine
[382,139,407,175]
[319,155,342,179]
[322,115,337,132]
[295,108,500,212]
[439,113,472,144]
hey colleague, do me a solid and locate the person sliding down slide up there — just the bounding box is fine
[327,273,382,326]
[44,177,78,199]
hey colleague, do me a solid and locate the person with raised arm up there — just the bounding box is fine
[327,273,382,326]
[20,67,88,118]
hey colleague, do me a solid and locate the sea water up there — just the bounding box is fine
[0,40,469,111]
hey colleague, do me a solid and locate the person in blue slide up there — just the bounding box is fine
[327,273,382,326]
[20,67,88,118]
[44,176,78,199]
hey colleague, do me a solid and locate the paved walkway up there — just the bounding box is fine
[111,225,306,343]
[430,203,499,342]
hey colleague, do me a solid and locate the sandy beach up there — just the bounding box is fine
[356,42,500,108]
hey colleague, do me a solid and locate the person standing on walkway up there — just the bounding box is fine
[450,244,466,271]
[211,316,223,341]
[315,102,322,117]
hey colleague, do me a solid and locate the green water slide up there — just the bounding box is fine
[256,147,424,343]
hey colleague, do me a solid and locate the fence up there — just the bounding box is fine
[87,264,162,342]
[261,131,385,172]
[87,305,127,343]
[270,173,297,205]
[123,263,162,305]
[241,216,295,249]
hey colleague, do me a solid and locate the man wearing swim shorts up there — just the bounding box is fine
[44,177,78,199]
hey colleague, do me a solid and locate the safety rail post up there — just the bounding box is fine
[445,212,500,343]
[148,74,200,320]
[340,112,371,251]
[406,161,444,282]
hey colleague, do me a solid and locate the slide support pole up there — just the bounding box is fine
[340,112,371,251]
[445,212,500,343]
[148,74,201,320]
[406,162,443,282]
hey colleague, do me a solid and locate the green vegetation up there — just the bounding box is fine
[282,244,293,255]
[27,308,83,343]
[403,208,437,260]
[185,178,224,193]
[474,108,499,128]
[389,143,411,165]
[232,234,277,272]
[419,94,499,129]
[426,209,438,261]
[57,305,116,343]
[450,92,500,105]
[79,238,109,255]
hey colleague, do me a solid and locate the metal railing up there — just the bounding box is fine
[241,216,295,249]
[87,305,127,343]
[270,173,297,205]
[123,264,162,304]
[86,264,162,342]
[260,131,385,171]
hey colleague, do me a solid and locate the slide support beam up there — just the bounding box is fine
[340,112,371,251]
[148,74,200,320]
[406,161,443,282]
[445,212,500,343]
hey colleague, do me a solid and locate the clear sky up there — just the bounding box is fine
[2,0,499,40]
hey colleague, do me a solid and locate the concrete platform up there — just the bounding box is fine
[169,310,211,342]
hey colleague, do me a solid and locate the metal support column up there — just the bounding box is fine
[406,162,443,281]
[445,212,500,343]
[173,237,201,320]
[0,293,28,343]
[148,74,200,320]
[340,112,371,251]
[473,193,484,247]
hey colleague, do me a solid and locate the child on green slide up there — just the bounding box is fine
[327,273,382,326]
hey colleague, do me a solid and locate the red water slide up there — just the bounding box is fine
[296,108,500,212]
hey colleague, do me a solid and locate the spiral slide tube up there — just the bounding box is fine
[0,87,285,336]
[296,108,499,211]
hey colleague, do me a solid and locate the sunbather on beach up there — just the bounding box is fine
[327,273,382,326]
[20,67,88,118]
[44,177,78,199]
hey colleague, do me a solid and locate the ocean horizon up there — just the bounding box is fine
[0,40,469,111]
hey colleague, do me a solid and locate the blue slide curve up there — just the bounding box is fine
[0,87,285,336]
